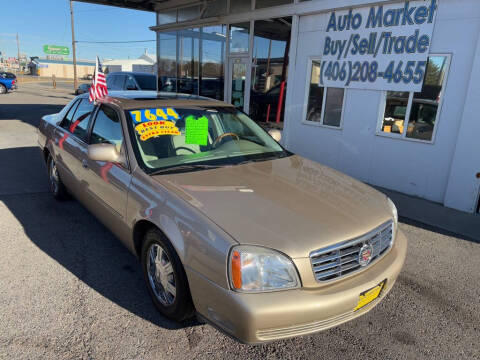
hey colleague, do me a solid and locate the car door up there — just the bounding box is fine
[53,98,95,199]
[83,104,132,221]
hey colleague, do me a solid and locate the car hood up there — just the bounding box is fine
[152,155,392,258]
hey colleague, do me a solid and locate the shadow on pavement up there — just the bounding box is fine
[0,146,198,331]
[0,104,65,127]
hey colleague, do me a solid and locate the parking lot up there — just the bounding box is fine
[0,84,479,360]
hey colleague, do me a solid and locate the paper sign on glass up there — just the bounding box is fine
[185,115,209,146]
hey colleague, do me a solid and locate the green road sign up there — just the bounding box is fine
[43,45,70,55]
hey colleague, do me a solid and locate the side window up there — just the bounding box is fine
[378,55,450,142]
[69,99,95,141]
[61,99,80,130]
[125,76,137,90]
[90,106,124,149]
[116,75,126,90]
[304,59,345,128]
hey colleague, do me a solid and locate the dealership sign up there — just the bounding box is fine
[320,0,438,91]
[43,45,70,55]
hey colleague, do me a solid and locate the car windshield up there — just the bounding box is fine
[125,106,287,173]
[134,75,157,91]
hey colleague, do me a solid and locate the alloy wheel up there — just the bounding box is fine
[147,243,176,306]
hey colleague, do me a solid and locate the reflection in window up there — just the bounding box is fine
[304,59,344,127]
[324,88,344,127]
[406,56,447,141]
[91,106,123,148]
[249,17,291,124]
[382,91,409,134]
[230,22,250,53]
[378,56,449,142]
[70,99,94,140]
[178,29,199,95]
[200,26,226,100]
[305,60,324,122]
[158,32,178,92]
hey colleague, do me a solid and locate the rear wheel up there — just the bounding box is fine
[0,84,6,94]
[141,228,194,321]
[47,154,68,200]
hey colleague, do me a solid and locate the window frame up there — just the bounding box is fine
[88,103,131,172]
[375,53,451,144]
[301,56,346,130]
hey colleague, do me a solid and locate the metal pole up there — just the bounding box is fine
[70,0,78,91]
[16,33,21,75]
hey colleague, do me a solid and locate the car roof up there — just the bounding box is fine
[107,72,155,77]
[78,91,233,110]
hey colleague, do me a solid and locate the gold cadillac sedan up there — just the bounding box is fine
[37,91,407,344]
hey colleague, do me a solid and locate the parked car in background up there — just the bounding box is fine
[107,72,157,91]
[0,71,17,80]
[75,83,91,95]
[0,77,16,94]
[37,91,406,344]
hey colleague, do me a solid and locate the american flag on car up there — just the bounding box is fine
[89,56,108,103]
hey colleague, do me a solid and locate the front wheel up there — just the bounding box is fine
[47,154,68,200]
[141,229,195,321]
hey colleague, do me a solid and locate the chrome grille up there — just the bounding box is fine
[310,221,394,282]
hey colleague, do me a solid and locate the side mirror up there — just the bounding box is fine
[126,84,137,90]
[268,129,282,142]
[87,143,123,163]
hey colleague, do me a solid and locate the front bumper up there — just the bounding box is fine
[187,229,407,344]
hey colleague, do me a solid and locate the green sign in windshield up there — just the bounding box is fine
[43,45,70,55]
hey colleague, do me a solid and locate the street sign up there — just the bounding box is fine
[43,45,70,55]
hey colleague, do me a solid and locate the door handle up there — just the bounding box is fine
[82,159,89,169]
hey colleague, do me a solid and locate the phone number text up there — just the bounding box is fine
[320,60,427,87]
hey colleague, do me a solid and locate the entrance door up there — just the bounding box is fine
[227,56,250,112]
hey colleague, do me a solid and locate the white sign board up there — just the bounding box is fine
[320,0,438,91]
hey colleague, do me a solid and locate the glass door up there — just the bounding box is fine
[228,56,250,111]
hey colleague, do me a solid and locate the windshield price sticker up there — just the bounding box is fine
[135,121,180,141]
[320,0,437,91]
[130,108,180,123]
[185,115,209,146]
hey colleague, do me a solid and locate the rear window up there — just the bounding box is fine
[133,74,157,91]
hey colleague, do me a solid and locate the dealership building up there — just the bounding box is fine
[81,0,480,214]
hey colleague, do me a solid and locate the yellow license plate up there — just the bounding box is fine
[354,280,386,311]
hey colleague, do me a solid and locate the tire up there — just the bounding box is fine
[47,154,68,200]
[0,84,6,94]
[141,228,195,322]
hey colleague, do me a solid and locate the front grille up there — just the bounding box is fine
[310,221,394,282]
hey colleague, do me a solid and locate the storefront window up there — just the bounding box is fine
[230,22,250,53]
[158,32,178,92]
[249,17,291,123]
[304,59,344,127]
[178,29,199,95]
[381,91,409,134]
[200,26,226,100]
[378,55,449,142]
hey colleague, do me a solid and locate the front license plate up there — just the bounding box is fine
[354,279,386,311]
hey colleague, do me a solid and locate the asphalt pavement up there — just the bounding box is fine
[0,84,479,360]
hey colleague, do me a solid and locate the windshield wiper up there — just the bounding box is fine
[149,164,223,175]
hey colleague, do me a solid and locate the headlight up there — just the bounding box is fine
[228,245,300,292]
[387,197,398,236]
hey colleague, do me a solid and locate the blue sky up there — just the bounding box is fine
[0,0,156,61]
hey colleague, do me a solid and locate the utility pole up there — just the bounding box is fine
[16,33,21,74]
[70,0,78,90]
